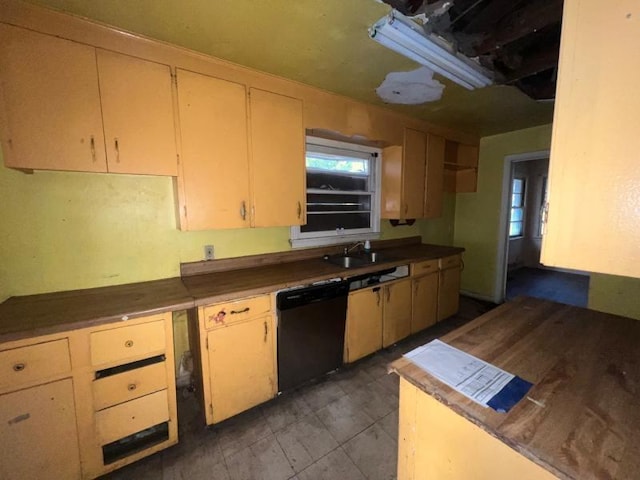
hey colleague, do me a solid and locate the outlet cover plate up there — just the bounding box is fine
[204,245,214,260]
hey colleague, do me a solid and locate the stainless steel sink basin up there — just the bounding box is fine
[326,255,367,269]
[325,251,386,268]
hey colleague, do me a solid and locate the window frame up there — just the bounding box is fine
[290,136,381,248]
[509,177,526,238]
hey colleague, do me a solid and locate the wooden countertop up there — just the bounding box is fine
[183,243,464,306]
[0,240,463,342]
[390,296,640,480]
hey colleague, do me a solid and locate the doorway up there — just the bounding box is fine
[496,152,589,307]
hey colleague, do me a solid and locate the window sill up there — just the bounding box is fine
[290,232,380,249]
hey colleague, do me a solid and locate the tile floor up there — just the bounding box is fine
[102,296,495,480]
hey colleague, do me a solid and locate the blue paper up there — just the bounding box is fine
[487,376,533,413]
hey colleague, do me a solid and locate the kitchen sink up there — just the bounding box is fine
[325,251,386,269]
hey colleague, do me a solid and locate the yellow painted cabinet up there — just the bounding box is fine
[0,24,106,172]
[424,133,445,218]
[382,279,412,348]
[249,88,305,227]
[382,128,445,219]
[0,378,81,480]
[176,69,251,230]
[411,272,439,333]
[206,314,276,423]
[0,25,177,176]
[540,0,640,278]
[96,49,177,176]
[438,261,461,322]
[345,286,384,363]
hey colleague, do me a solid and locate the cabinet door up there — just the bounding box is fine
[412,273,439,333]
[424,133,445,218]
[438,267,461,321]
[382,279,412,347]
[207,315,276,423]
[0,25,106,172]
[177,69,251,230]
[540,0,640,277]
[249,88,305,227]
[345,287,383,363]
[97,50,177,176]
[402,128,427,218]
[0,378,81,480]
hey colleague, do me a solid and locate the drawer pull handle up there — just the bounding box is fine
[13,363,25,372]
[127,384,137,391]
[124,340,134,348]
[230,307,250,315]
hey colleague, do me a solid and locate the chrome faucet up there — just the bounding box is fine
[344,242,365,255]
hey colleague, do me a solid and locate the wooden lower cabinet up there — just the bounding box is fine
[411,272,438,333]
[382,279,412,348]
[345,278,412,363]
[0,313,177,480]
[345,286,384,363]
[0,378,81,480]
[191,294,277,425]
[438,259,462,322]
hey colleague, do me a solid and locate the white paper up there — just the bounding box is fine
[404,339,513,407]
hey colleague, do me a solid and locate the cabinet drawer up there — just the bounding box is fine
[412,259,439,276]
[96,390,169,445]
[0,339,71,391]
[93,361,168,411]
[91,320,166,367]
[439,255,461,270]
[204,294,271,329]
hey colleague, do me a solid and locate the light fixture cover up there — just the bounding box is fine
[369,11,493,90]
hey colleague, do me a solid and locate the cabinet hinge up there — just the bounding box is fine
[209,403,213,415]
[171,72,178,87]
[183,205,187,219]
[205,337,209,350]
[176,153,180,165]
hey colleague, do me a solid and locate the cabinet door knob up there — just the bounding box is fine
[240,201,247,220]
[114,138,120,163]
[90,135,96,162]
[127,383,137,391]
[297,201,302,219]
[124,340,134,348]
[13,363,25,372]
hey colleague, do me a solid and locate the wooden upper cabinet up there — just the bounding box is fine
[424,133,445,218]
[382,127,444,219]
[402,128,427,218]
[0,24,106,172]
[249,88,305,227]
[540,0,640,277]
[444,141,479,193]
[97,50,177,176]
[176,69,251,230]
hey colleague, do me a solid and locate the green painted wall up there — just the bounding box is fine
[589,274,640,320]
[453,124,553,300]
[0,156,452,302]
[452,123,640,320]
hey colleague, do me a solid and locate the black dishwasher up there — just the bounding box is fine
[276,280,349,393]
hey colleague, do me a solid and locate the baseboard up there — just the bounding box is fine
[460,290,501,304]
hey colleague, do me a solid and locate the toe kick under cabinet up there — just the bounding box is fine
[0,313,178,480]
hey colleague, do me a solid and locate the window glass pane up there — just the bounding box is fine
[306,155,368,174]
[511,193,523,207]
[512,178,524,194]
[307,193,371,212]
[509,221,523,237]
[307,169,368,192]
[511,208,523,222]
[301,212,370,233]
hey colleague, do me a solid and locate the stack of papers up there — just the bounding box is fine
[404,339,532,413]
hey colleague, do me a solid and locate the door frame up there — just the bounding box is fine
[494,150,550,303]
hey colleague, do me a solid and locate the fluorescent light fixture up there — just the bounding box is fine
[369,11,493,90]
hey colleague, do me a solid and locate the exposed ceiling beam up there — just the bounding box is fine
[474,0,563,55]
[381,0,427,15]
[458,0,527,33]
[503,46,559,83]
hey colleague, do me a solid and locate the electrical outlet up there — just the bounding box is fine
[204,245,214,260]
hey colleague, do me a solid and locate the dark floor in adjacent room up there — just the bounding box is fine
[506,267,589,307]
[101,296,495,480]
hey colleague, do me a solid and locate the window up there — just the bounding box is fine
[509,177,526,237]
[290,137,380,248]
